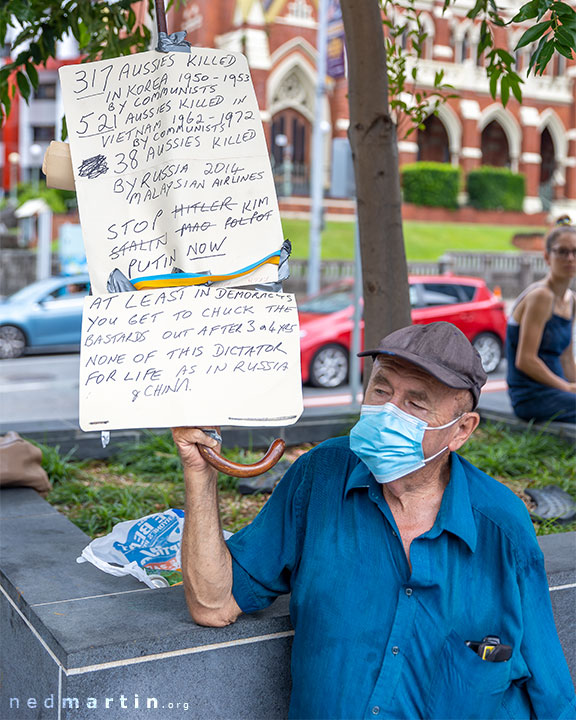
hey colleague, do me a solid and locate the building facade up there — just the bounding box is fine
[2,0,575,217]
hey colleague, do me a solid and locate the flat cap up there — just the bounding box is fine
[358,322,487,407]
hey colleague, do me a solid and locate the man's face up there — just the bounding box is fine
[363,355,470,461]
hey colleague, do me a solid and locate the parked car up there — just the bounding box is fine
[0,275,90,359]
[299,275,507,388]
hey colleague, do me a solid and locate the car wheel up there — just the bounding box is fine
[0,326,27,359]
[309,344,349,388]
[472,333,502,374]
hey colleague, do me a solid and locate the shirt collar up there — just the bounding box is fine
[345,460,372,494]
[425,453,477,553]
[345,452,478,553]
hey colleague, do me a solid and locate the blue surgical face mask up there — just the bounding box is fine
[349,403,462,484]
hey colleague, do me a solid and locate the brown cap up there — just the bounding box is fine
[358,322,487,407]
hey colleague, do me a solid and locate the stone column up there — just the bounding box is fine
[398,140,418,168]
[459,99,481,203]
[563,65,576,210]
[519,106,543,214]
[566,129,576,205]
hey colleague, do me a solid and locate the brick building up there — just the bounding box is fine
[2,0,575,217]
[170,0,576,218]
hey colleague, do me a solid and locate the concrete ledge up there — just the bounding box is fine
[478,393,576,440]
[1,489,293,719]
[1,490,574,719]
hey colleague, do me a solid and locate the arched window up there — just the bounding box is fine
[555,53,566,77]
[459,32,470,63]
[401,27,409,50]
[417,115,450,163]
[271,109,311,194]
[540,128,556,184]
[539,127,556,210]
[481,121,510,168]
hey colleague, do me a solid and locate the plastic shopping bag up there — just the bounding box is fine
[77,509,187,588]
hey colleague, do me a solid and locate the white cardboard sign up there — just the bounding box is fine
[59,50,284,295]
[79,286,303,431]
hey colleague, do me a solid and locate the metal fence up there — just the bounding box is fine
[284,252,558,299]
[438,252,552,298]
[0,250,565,300]
[273,162,310,198]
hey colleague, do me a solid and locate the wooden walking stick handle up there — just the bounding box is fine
[197,438,286,478]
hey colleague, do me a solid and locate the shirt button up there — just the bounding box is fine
[392,645,400,655]
[392,530,398,537]
[405,587,413,596]
[371,707,380,716]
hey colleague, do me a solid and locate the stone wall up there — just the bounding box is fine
[0,250,60,297]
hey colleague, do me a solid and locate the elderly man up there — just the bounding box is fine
[173,322,575,719]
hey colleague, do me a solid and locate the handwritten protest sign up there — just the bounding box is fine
[59,50,284,295]
[79,285,303,430]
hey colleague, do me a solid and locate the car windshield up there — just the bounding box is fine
[299,289,352,314]
[6,280,59,303]
[6,278,89,304]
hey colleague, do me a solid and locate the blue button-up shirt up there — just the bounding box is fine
[226,437,576,719]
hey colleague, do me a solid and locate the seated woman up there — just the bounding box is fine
[506,217,576,423]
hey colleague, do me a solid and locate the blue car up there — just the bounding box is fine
[0,275,90,359]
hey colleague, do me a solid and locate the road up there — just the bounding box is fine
[0,352,508,427]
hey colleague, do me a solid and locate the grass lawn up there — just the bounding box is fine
[39,422,575,540]
[281,218,547,262]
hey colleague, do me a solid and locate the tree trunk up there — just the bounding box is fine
[340,0,412,372]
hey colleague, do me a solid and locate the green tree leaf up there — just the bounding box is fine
[555,25,576,49]
[25,62,39,89]
[489,68,500,98]
[552,1,576,18]
[496,48,515,64]
[554,40,575,58]
[534,38,555,73]
[508,73,523,102]
[527,33,547,73]
[510,1,539,23]
[466,0,486,20]
[15,70,30,101]
[535,0,553,19]
[500,75,510,106]
[515,20,552,49]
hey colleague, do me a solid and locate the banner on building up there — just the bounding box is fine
[327,0,346,79]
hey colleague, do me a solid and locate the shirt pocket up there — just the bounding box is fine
[425,629,512,720]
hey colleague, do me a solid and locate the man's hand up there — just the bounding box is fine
[171,426,221,473]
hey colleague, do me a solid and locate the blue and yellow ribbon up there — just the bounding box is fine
[131,251,281,291]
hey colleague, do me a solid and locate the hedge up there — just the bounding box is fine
[401,162,461,209]
[467,166,525,211]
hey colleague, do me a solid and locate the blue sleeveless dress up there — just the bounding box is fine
[506,297,576,423]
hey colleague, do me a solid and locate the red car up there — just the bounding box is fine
[299,275,507,388]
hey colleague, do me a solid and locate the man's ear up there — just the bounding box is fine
[448,412,480,452]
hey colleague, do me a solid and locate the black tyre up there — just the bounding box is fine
[472,332,502,374]
[0,326,26,359]
[309,344,349,388]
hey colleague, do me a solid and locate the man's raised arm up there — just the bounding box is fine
[172,427,242,627]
